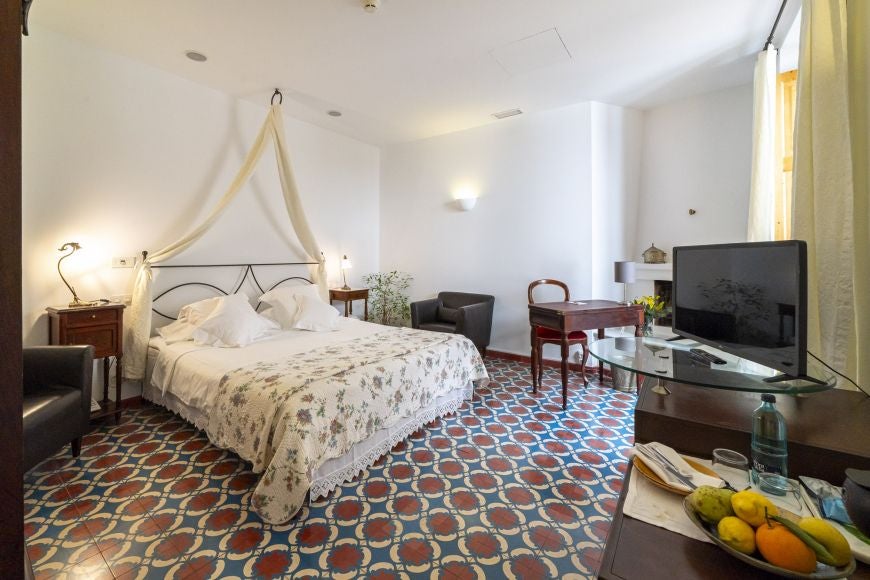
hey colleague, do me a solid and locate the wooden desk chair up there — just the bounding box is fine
[528,279,589,391]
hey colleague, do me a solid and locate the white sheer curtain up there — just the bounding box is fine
[747,45,779,242]
[123,104,328,380]
[793,0,869,391]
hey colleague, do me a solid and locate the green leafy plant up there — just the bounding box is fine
[363,271,412,326]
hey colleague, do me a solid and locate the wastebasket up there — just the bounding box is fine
[610,362,636,393]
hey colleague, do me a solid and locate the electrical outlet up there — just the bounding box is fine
[112,256,137,268]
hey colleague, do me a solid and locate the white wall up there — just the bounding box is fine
[23,28,380,395]
[379,102,642,357]
[635,83,753,259]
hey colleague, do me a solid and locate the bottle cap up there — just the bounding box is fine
[762,393,776,403]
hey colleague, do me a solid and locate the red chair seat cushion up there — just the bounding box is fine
[535,327,587,341]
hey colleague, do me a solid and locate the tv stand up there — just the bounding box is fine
[588,337,837,395]
[763,373,827,386]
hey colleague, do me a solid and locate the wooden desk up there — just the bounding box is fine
[329,288,369,320]
[528,300,644,409]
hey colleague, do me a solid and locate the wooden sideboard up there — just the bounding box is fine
[599,380,870,579]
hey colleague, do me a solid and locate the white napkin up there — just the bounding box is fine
[633,442,725,493]
[623,461,713,543]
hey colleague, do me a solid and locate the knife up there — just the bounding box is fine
[639,444,697,490]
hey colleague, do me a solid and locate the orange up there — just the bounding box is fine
[755,521,817,574]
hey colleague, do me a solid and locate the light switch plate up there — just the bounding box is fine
[112,256,137,268]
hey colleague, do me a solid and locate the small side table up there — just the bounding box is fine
[329,288,369,320]
[46,303,124,421]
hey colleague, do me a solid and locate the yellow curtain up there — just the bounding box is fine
[793,0,869,391]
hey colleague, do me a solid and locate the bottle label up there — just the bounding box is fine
[752,457,783,476]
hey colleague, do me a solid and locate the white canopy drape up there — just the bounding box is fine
[123,103,328,380]
[747,45,779,242]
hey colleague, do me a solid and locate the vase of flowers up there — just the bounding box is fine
[633,295,670,336]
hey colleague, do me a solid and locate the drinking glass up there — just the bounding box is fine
[757,472,803,512]
[711,448,750,490]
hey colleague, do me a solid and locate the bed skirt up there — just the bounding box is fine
[142,366,473,501]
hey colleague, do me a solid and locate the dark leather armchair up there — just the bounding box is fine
[411,292,495,355]
[23,346,94,473]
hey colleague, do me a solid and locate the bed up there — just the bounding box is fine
[143,276,487,524]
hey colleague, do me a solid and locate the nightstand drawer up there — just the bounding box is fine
[65,325,119,358]
[64,308,119,328]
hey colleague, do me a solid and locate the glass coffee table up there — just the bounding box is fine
[588,337,837,395]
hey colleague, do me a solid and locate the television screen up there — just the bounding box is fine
[672,241,807,377]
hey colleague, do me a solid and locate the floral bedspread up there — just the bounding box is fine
[204,327,487,524]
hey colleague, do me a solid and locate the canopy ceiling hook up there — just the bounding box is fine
[271,89,283,105]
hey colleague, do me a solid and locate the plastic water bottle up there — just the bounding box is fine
[751,394,788,485]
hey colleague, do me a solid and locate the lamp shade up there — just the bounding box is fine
[614,261,636,284]
[340,255,353,270]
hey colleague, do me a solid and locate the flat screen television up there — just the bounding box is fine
[672,241,807,378]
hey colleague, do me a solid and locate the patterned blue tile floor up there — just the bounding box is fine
[24,357,635,579]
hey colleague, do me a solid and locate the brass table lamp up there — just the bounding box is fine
[57,242,100,307]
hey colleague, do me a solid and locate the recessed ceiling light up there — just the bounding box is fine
[185,50,207,62]
[327,110,342,117]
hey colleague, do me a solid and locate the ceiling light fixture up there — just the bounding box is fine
[327,110,343,117]
[362,0,380,13]
[185,50,208,62]
[492,108,523,120]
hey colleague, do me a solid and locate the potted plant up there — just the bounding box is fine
[363,271,412,326]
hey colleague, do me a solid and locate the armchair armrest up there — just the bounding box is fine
[455,300,494,349]
[23,346,94,397]
[411,298,441,328]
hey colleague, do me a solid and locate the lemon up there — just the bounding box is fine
[731,490,778,527]
[718,516,756,554]
[799,518,852,567]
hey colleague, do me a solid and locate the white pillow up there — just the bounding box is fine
[259,285,323,329]
[178,296,222,325]
[293,294,339,332]
[259,307,279,324]
[157,319,198,344]
[192,294,279,347]
[156,296,223,344]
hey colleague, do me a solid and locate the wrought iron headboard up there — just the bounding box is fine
[150,261,315,320]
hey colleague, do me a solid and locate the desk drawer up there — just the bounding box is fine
[65,325,119,358]
[64,308,119,328]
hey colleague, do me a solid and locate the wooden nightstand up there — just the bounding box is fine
[46,303,124,421]
[329,288,369,320]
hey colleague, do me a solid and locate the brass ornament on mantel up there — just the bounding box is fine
[641,243,667,264]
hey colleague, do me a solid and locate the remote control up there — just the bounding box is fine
[689,348,727,365]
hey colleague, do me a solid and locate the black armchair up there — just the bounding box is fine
[23,345,94,473]
[411,292,495,355]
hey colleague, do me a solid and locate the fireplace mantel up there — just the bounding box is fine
[634,262,672,281]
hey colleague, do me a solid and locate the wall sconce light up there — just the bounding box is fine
[457,197,477,211]
[614,260,636,306]
[57,242,100,307]
[340,255,353,290]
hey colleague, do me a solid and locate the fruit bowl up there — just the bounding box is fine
[683,498,856,579]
